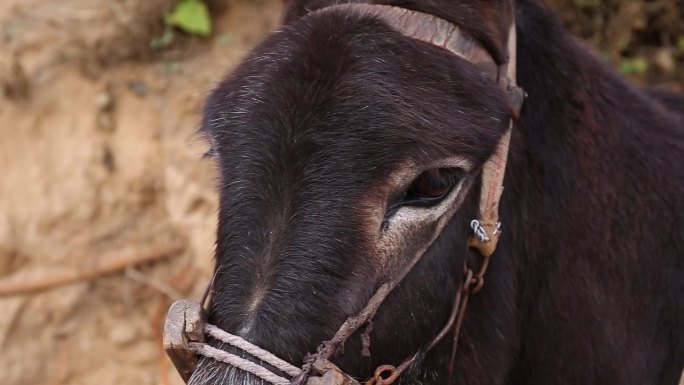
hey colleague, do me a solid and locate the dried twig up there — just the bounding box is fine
[126,266,184,300]
[0,242,186,297]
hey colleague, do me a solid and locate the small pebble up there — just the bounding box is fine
[127,80,147,96]
[652,48,675,74]
[217,34,232,46]
[109,324,138,346]
[95,92,113,111]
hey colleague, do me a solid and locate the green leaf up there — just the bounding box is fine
[165,0,212,37]
[677,36,684,52]
[619,57,648,75]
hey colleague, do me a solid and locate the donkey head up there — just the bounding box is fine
[190,3,515,384]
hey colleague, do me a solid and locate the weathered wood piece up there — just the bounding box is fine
[164,300,206,382]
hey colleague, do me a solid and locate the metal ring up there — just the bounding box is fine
[492,222,502,236]
[470,220,490,242]
[372,365,400,385]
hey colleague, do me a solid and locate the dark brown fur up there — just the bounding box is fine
[190,1,684,384]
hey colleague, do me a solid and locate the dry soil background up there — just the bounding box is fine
[0,1,280,384]
[0,1,681,385]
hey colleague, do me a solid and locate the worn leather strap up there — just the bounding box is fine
[469,23,521,258]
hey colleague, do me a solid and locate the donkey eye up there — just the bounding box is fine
[401,168,463,207]
[382,167,466,229]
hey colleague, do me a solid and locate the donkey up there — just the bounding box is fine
[187,0,684,384]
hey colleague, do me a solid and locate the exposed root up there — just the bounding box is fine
[0,242,186,297]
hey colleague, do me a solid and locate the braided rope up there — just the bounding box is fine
[188,324,302,385]
[204,324,302,377]
[188,342,292,385]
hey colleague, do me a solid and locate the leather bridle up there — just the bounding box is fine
[163,4,524,385]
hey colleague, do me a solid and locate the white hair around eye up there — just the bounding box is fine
[372,155,474,270]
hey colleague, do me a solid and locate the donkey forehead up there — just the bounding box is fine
[202,10,510,173]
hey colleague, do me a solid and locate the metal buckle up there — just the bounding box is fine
[164,300,206,383]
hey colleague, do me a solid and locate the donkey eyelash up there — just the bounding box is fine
[385,167,466,216]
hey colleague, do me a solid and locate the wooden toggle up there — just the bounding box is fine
[164,300,206,383]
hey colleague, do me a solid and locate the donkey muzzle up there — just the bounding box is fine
[163,299,361,385]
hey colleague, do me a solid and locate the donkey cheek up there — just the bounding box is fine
[375,220,439,273]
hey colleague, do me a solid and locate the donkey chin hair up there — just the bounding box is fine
[189,358,271,385]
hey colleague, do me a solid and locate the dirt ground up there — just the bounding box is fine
[0,1,681,385]
[0,1,280,384]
